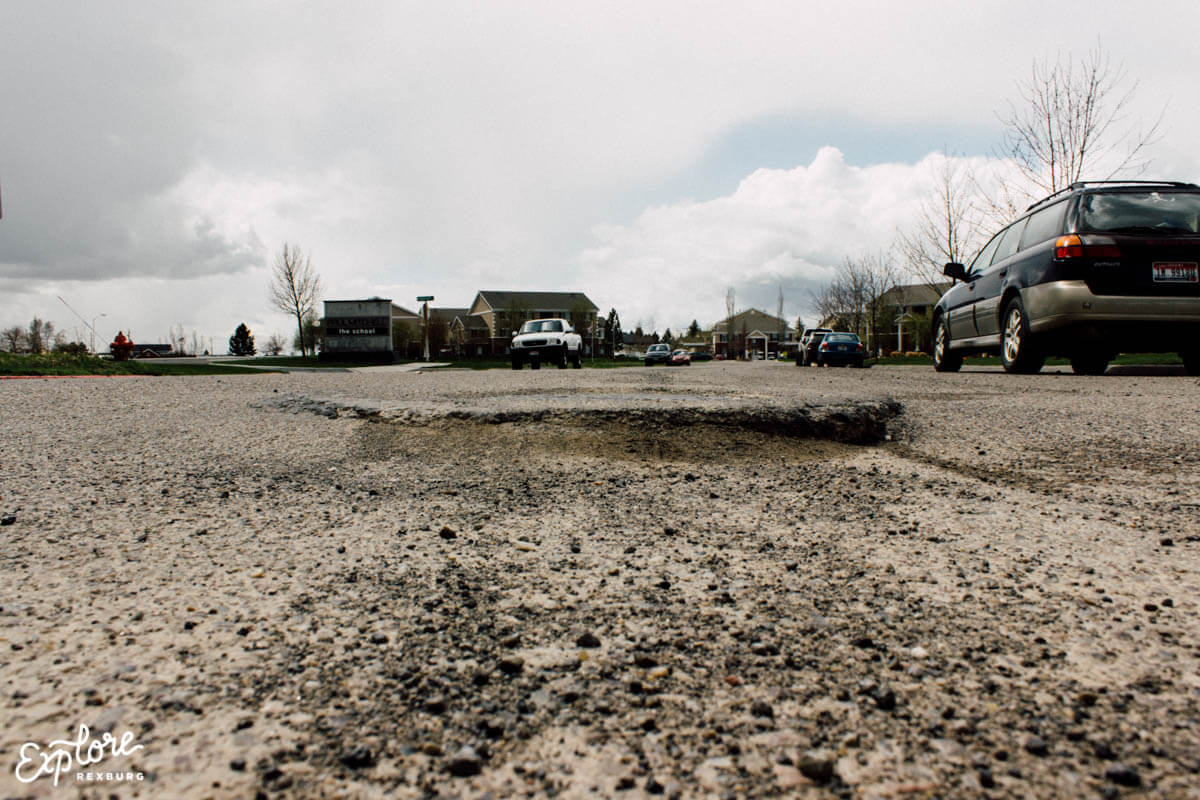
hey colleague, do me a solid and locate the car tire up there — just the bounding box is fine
[932,317,963,372]
[1180,350,1200,375]
[1069,350,1111,375]
[511,353,523,370]
[572,349,582,368]
[1000,298,1044,374]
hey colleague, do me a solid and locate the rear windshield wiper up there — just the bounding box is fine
[1097,225,1196,235]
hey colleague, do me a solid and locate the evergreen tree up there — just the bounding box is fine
[605,308,623,355]
[229,323,256,356]
[687,319,701,338]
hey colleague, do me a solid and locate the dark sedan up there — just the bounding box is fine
[643,343,672,365]
[816,332,866,367]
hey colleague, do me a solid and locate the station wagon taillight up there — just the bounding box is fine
[1055,234,1121,259]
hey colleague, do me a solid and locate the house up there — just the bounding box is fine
[876,283,949,353]
[711,309,793,359]
[425,307,479,357]
[814,283,949,354]
[467,291,599,355]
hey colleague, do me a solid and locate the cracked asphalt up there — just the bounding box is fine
[1,361,1198,799]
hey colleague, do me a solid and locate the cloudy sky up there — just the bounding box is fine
[2,1,1197,350]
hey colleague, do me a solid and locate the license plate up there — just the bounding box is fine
[1152,262,1199,283]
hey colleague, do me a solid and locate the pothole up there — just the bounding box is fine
[262,393,901,446]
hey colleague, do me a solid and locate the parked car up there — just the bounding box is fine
[643,343,672,366]
[668,349,691,366]
[798,328,832,366]
[934,180,1200,375]
[815,332,866,367]
[689,351,713,362]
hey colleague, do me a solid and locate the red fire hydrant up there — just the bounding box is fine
[110,331,134,361]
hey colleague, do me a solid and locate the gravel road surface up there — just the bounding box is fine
[2,362,1198,799]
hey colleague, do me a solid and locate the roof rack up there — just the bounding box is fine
[1024,180,1200,212]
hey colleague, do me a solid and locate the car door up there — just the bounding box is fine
[973,219,1028,340]
[948,232,1002,340]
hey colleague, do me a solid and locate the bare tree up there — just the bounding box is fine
[264,333,286,356]
[898,153,984,289]
[810,254,898,352]
[268,243,324,359]
[2,325,26,353]
[991,46,1164,213]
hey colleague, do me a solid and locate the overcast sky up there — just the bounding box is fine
[2,1,1197,350]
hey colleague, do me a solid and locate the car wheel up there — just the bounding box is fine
[572,349,582,368]
[511,353,523,370]
[1000,298,1044,374]
[932,316,963,372]
[1180,350,1200,375]
[1069,350,1111,375]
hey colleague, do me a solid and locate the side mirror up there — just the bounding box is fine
[943,262,967,282]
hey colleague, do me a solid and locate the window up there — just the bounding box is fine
[1019,201,1067,249]
[991,220,1028,265]
[968,232,1004,275]
[1079,191,1200,234]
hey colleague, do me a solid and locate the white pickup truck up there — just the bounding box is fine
[510,318,583,369]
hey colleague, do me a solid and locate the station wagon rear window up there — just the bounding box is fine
[1079,192,1200,234]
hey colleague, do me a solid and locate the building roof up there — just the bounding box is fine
[429,307,469,323]
[470,291,598,315]
[712,308,791,334]
[323,298,419,318]
[877,283,949,308]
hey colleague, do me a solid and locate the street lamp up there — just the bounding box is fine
[91,313,107,355]
[417,296,434,361]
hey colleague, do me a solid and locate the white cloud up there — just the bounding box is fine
[577,147,997,330]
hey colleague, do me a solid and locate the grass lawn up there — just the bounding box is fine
[0,353,278,377]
